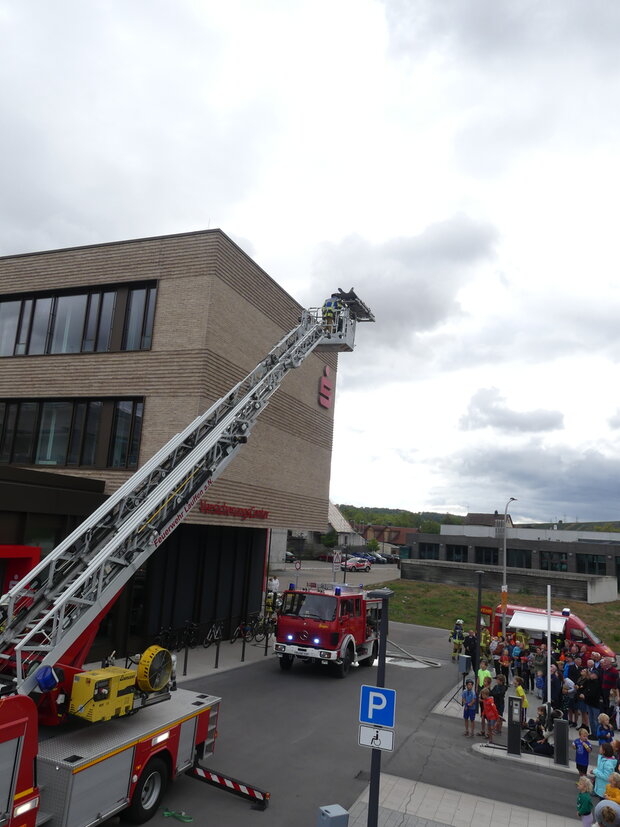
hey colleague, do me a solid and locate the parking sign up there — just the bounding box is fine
[359,685,396,728]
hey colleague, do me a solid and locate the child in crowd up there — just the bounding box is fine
[513,676,528,726]
[605,773,620,804]
[577,775,594,827]
[480,688,501,744]
[573,728,593,776]
[535,670,544,699]
[491,675,507,735]
[592,743,618,798]
[462,679,477,737]
[598,714,615,747]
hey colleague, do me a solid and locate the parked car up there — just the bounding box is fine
[367,552,387,564]
[354,552,375,563]
[382,553,400,564]
[316,552,334,562]
[285,551,296,563]
[340,557,371,572]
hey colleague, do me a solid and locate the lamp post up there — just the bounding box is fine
[501,497,517,639]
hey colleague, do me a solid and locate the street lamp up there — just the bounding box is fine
[501,497,517,638]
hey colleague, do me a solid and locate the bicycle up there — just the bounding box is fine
[230,618,254,644]
[178,620,200,650]
[254,615,277,643]
[202,619,223,648]
[155,625,178,651]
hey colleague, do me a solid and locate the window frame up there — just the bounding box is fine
[0,397,144,469]
[0,281,156,357]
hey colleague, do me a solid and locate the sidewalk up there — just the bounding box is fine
[347,775,576,827]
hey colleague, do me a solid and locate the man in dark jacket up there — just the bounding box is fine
[463,630,478,672]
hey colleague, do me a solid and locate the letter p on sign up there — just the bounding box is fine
[359,685,396,728]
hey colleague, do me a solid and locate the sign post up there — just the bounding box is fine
[364,588,394,827]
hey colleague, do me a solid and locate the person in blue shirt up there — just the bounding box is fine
[462,679,477,737]
[573,727,593,776]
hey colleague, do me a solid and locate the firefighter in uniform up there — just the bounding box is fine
[449,619,465,661]
[322,293,343,333]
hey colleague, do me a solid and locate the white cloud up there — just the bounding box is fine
[1,0,619,521]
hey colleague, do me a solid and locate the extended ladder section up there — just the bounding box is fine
[0,295,373,697]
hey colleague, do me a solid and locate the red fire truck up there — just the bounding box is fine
[274,583,383,677]
[0,294,375,825]
[481,603,616,660]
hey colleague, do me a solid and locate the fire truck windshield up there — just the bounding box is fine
[281,592,337,621]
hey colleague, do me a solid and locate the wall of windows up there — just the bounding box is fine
[475,546,498,565]
[576,554,607,576]
[507,548,532,569]
[419,542,439,560]
[539,550,568,572]
[446,544,468,563]
[0,282,157,357]
[0,398,144,469]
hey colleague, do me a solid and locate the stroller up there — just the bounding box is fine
[521,719,541,753]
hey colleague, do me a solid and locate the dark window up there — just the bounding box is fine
[36,401,73,465]
[419,543,439,560]
[109,400,143,468]
[539,551,567,572]
[475,547,498,565]
[0,283,155,357]
[50,294,88,354]
[96,291,116,351]
[15,299,33,355]
[576,554,606,576]
[0,301,21,356]
[13,402,38,463]
[507,548,531,569]
[0,397,143,469]
[446,544,468,563]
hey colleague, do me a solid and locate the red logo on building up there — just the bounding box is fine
[319,366,333,409]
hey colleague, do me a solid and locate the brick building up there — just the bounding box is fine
[0,229,338,656]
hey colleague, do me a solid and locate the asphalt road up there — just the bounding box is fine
[116,620,579,827]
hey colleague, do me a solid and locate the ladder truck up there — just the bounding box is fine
[0,290,374,827]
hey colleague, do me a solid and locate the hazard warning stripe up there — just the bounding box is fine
[188,765,270,809]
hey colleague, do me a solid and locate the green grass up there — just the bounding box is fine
[374,579,620,645]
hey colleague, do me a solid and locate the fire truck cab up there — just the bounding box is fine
[274,583,382,677]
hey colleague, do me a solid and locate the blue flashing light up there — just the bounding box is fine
[313,638,320,645]
[289,583,295,590]
[334,586,341,596]
[35,665,58,692]
[287,634,293,641]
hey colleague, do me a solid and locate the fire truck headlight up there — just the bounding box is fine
[14,797,39,817]
[275,643,285,652]
[320,651,331,659]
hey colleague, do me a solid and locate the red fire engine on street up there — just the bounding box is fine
[274,583,383,677]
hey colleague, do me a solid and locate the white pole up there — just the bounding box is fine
[546,585,551,706]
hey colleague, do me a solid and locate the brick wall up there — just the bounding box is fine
[0,229,339,531]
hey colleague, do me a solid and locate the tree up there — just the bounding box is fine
[320,530,338,548]
[420,520,440,534]
[367,538,380,552]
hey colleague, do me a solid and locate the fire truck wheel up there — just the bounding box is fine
[360,643,377,667]
[122,755,168,823]
[279,654,294,671]
[334,645,353,678]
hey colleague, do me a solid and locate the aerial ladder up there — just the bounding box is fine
[0,290,374,702]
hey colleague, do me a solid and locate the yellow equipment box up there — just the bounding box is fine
[69,666,136,722]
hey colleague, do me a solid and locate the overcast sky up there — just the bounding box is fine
[2,0,619,523]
